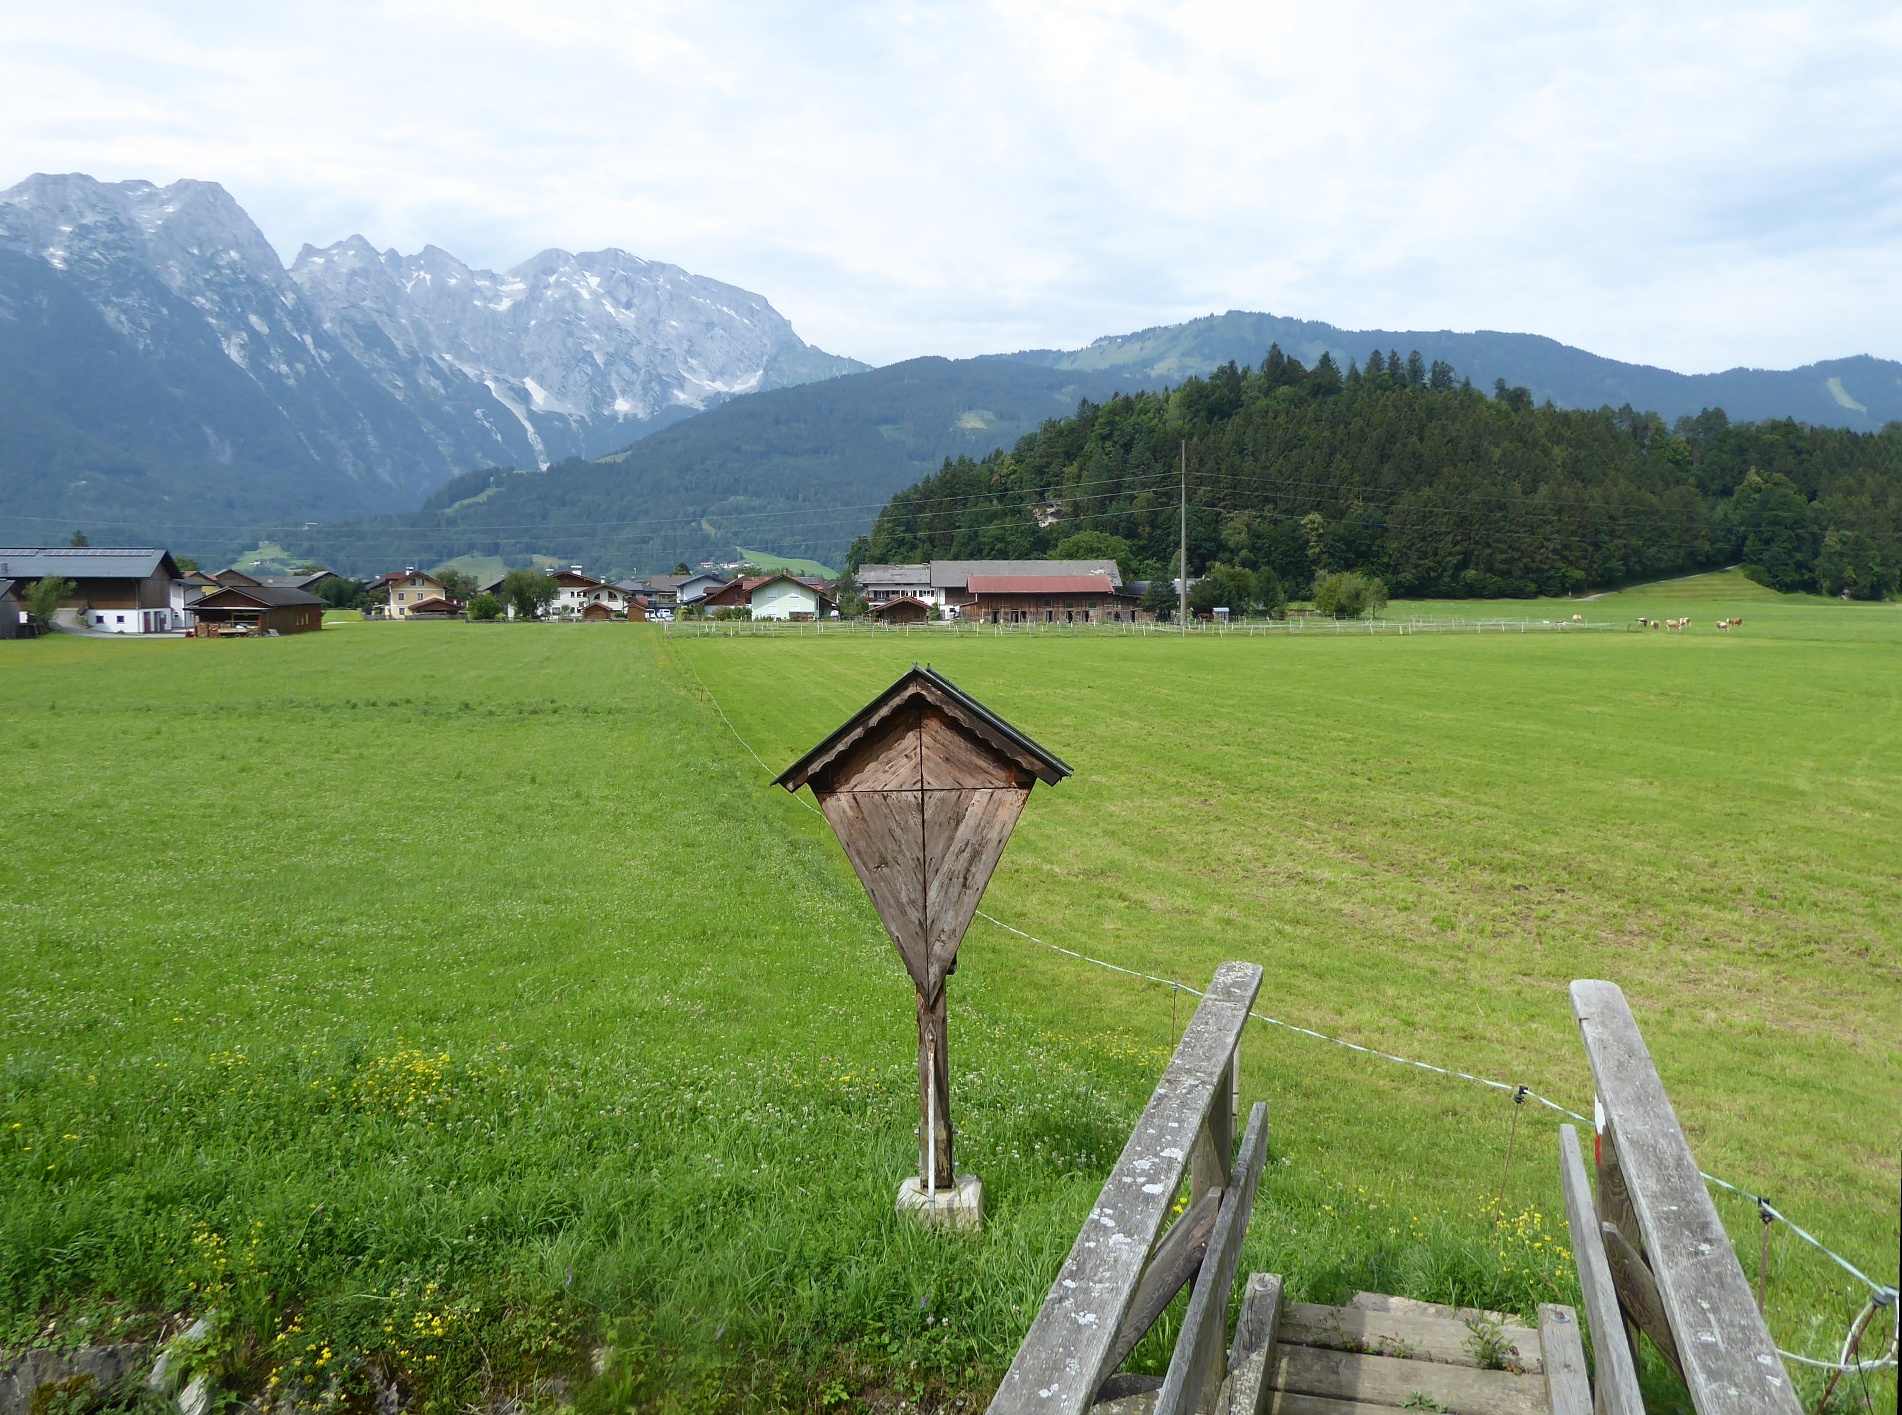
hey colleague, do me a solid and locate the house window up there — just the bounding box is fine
[116,614,126,624]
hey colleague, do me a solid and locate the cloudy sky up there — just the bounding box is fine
[4,1,1900,371]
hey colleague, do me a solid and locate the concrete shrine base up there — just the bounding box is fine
[897,1173,983,1231]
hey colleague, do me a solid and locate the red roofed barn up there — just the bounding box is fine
[964,573,1142,624]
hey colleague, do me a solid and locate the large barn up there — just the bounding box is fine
[0,547,186,633]
[964,573,1143,624]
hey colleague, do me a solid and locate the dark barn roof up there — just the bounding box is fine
[776,665,1072,793]
[0,547,181,580]
[192,585,324,610]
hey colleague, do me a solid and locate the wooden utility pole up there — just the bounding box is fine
[1179,439,1188,634]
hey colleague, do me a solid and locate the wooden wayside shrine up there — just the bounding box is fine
[778,666,1070,1211]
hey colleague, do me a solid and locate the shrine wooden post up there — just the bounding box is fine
[777,666,1070,1222]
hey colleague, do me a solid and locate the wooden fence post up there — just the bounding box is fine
[1571,981,1802,1415]
[987,963,1263,1415]
[1154,1102,1267,1415]
[1557,1125,1644,1415]
[919,986,953,1189]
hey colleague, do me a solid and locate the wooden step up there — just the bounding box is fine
[1267,1394,1458,1415]
[1351,1293,1513,1327]
[1268,1344,1547,1415]
[1089,1289,1575,1415]
[1280,1302,1541,1373]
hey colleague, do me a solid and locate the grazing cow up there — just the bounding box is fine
[1572,613,1584,622]
[1730,617,1743,627]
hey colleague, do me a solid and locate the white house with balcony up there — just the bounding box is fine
[749,573,834,621]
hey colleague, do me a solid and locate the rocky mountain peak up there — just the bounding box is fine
[0,171,866,526]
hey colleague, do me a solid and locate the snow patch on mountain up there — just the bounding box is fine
[288,238,863,465]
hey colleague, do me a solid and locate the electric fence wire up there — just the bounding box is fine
[668,639,1900,1376]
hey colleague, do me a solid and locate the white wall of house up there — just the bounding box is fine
[170,582,204,629]
[88,608,173,633]
[554,584,627,617]
[751,581,821,620]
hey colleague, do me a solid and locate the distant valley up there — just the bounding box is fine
[3,171,1900,575]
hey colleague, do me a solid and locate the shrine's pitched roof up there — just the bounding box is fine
[775,664,1071,793]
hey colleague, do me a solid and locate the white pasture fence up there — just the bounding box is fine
[665,615,1618,640]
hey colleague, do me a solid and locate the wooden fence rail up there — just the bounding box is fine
[1569,981,1801,1415]
[987,962,1264,1415]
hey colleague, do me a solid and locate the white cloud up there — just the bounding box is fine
[2,0,1899,370]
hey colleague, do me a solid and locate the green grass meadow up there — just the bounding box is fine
[3,578,1898,1414]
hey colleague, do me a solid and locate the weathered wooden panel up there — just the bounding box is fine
[1278,1304,1541,1372]
[922,708,1033,789]
[1556,1125,1643,1415]
[1267,1345,1546,1415]
[1537,1306,1591,1415]
[825,705,923,793]
[818,788,926,973]
[922,785,1030,994]
[988,962,1264,1415]
[910,677,1069,783]
[1571,981,1800,1415]
[1155,1102,1268,1415]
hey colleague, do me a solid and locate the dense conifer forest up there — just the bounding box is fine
[850,345,1902,601]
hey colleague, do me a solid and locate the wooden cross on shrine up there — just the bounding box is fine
[777,666,1070,1215]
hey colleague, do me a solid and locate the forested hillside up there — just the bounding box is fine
[276,357,1140,576]
[854,347,1902,601]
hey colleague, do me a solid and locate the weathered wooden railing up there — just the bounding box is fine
[1562,981,1802,1415]
[988,962,1273,1415]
